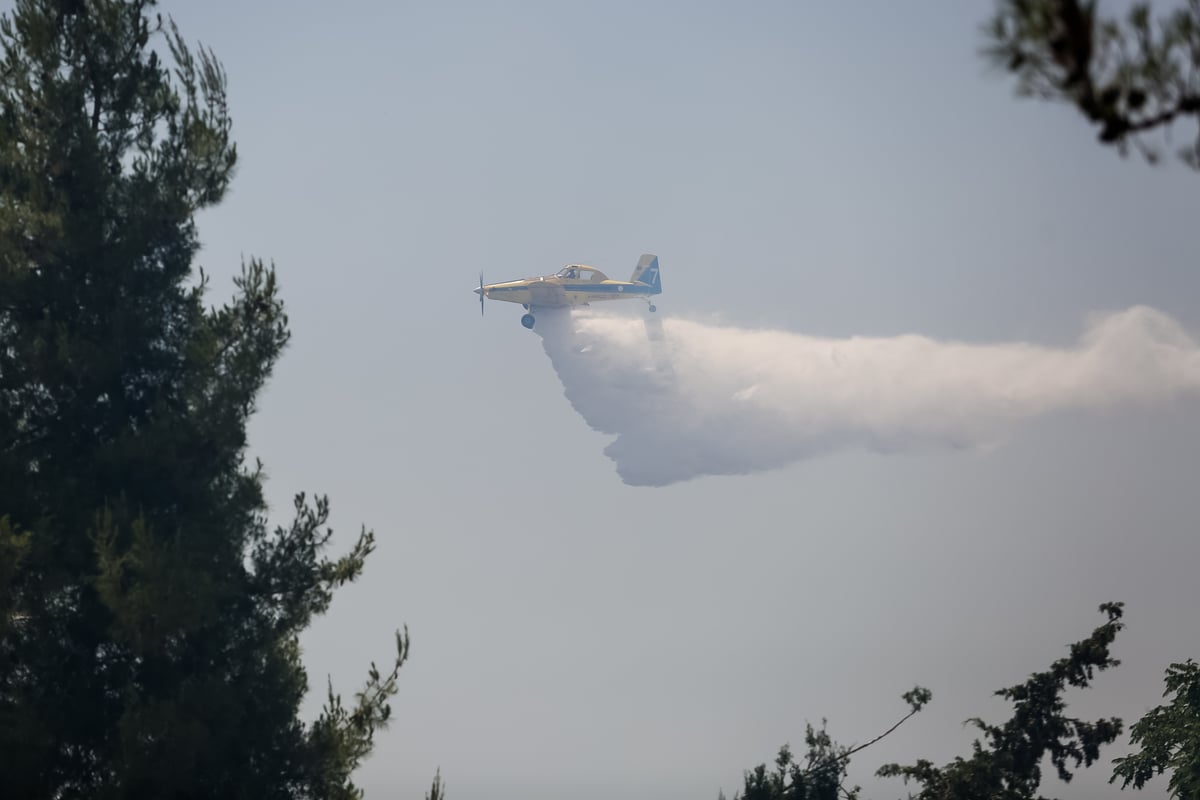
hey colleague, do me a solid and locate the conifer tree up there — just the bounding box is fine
[983,0,1200,169]
[0,2,406,797]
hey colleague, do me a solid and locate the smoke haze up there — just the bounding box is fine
[534,305,1200,487]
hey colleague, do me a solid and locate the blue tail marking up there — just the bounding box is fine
[631,254,662,294]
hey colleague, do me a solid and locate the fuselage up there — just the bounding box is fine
[475,256,662,330]
[476,265,660,308]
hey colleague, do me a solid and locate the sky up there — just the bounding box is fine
[150,1,1200,797]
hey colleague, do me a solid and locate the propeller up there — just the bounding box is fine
[476,272,485,317]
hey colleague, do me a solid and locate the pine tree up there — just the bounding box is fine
[0,2,406,797]
[982,0,1200,169]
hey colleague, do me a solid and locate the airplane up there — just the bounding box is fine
[474,254,662,329]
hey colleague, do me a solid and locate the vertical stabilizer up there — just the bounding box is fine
[630,254,661,293]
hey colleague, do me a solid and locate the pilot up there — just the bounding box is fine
[564,268,577,279]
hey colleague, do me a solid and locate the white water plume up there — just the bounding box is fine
[532,305,1200,487]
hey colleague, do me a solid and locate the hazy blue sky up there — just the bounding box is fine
[157,1,1200,797]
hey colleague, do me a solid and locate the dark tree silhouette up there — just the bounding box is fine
[0,2,406,797]
[983,0,1200,168]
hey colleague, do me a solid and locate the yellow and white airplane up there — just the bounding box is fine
[474,253,662,329]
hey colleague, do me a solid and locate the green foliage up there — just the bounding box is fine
[982,0,1200,168]
[0,1,405,797]
[723,605,1135,800]
[877,602,1126,799]
[736,727,855,800]
[721,687,932,800]
[425,767,446,800]
[1111,658,1200,798]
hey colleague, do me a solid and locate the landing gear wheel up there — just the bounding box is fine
[520,313,535,329]
[648,304,657,312]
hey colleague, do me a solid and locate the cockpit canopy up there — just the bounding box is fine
[556,265,607,281]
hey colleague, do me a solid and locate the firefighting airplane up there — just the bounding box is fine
[474,253,662,329]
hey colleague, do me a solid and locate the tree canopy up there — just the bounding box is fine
[0,1,405,797]
[983,0,1200,168]
[722,603,1128,800]
[876,602,1126,799]
[1112,658,1200,799]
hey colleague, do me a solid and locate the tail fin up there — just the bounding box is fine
[630,254,661,294]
